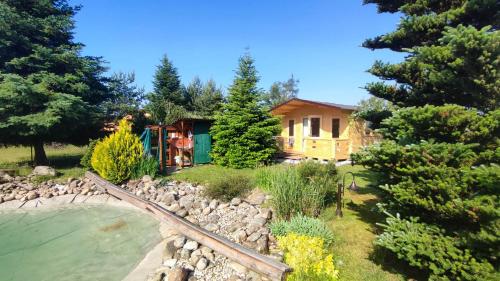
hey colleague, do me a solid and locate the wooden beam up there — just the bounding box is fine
[85,172,291,280]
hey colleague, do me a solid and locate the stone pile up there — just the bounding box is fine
[122,176,283,281]
[0,171,103,204]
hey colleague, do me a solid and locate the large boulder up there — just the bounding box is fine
[32,166,56,176]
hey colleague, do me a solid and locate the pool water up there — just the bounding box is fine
[0,205,160,281]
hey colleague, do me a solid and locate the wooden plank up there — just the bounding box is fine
[85,172,291,280]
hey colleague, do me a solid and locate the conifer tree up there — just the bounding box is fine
[210,54,281,168]
[353,1,499,279]
[0,0,109,165]
[146,55,185,123]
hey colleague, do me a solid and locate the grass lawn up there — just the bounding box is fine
[0,145,87,182]
[165,164,258,186]
[321,165,404,281]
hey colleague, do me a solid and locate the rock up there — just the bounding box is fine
[163,258,177,268]
[247,232,262,242]
[167,267,190,281]
[209,199,218,209]
[167,203,181,212]
[258,208,272,220]
[180,248,192,259]
[183,240,199,251]
[196,257,208,270]
[204,223,219,232]
[142,175,153,183]
[233,230,247,243]
[256,235,269,254]
[230,197,241,206]
[175,209,188,217]
[164,240,177,259]
[206,214,220,223]
[251,217,267,227]
[202,207,211,215]
[32,166,56,176]
[26,191,38,200]
[162,193,176,205]
[199,246,212,256]
[245,189,266,205]
[173,236,186,248]
[135,190,143,197]
[245,223,260,236]
[179,194,194,210]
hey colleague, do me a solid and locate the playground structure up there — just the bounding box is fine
[140,118,212,172]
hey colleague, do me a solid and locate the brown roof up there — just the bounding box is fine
[271,98,357,115]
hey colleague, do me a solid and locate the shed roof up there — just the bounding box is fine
[270,98,357,115]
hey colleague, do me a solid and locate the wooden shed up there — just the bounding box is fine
[145,118,212,171]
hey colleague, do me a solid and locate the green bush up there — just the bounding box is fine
[80,139,98,170]
[376,213,496,281]
[91,119,143,183]
[203,174,252,202]
[131,156,159,179]
[270,214,334,246]
[257,161,338,219]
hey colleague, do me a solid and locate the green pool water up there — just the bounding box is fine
[0,205,161,281]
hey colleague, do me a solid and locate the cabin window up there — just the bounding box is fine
[288,120,294,137]
[311,118,320,137]
[332,118,340,138]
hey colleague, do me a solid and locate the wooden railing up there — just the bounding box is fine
[85,172,291,281]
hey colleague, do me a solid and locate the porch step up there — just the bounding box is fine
[278,151,304,160]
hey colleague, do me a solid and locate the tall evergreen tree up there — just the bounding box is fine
[104,71,145,120]
[0,0,109,165]
[146,55,184,123]
[210,54,281,168]
[353,1,499,280]
[263,74,299,107]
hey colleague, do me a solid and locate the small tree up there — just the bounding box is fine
[210,53,281,168]
[91,119,143,183]
[184,77,224,116]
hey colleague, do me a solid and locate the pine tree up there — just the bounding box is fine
[104,72,145,120]
[0,0,109,165]
[210,54,281,168]
[146,55,185,123]
[353,1,499,279]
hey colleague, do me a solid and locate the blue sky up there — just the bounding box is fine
[70,0,404,106]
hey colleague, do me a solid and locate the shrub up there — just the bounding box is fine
[270,214,334,246]
[131,156,159,179]
[203,174,252,202]
[80,139,98,170]
[278,233,339,281]
[256,161,338,219]
[91,119,143,183]
[376,213,495,281]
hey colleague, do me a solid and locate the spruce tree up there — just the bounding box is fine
[210,54,281,168]
[146,55,185,123]
[353,1,499,279]
[0,0,109,165]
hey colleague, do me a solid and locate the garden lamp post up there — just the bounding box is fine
[336,172,358,217]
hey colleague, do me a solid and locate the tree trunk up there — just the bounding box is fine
[33,140,48,166]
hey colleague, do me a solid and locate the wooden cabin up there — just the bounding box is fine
[271,98,378,161]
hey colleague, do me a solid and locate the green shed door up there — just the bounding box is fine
[194,121,212,164]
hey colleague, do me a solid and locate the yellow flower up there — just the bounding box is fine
[278,233,339,281]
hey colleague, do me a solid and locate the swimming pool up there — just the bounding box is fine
[0,205,160,281]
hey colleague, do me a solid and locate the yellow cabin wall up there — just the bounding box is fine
[277,105,354,159]
[274,104,381,160]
